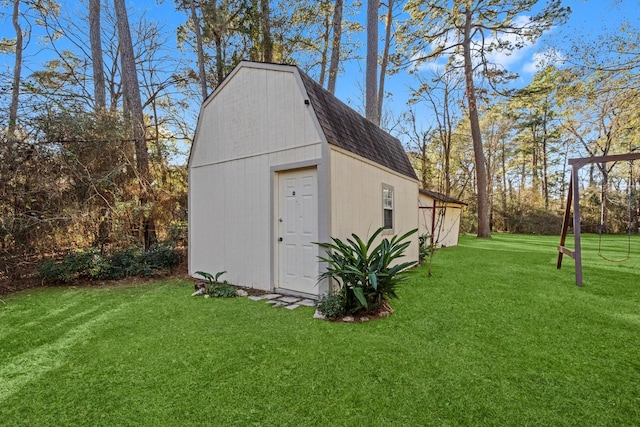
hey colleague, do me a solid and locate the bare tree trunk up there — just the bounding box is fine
[531,129,540,194]
[260,0,273,62]
[114,0,156,249]
[89,0,106,110]
[327,0,343,94]
[190,0,208,101]
[9,0,23,137]
[501,138,508,231]
[442,84,452,196]
[420,134,428,188]
[209,0,225,85]
[542,137,549,209]
[463,7,490,238]
[318,13,331,86]
[365,0,378,124]
[90,0,110,247]
[541,114,550,209]
[377,0,393,123]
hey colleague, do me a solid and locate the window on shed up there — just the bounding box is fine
[383,186,394,230]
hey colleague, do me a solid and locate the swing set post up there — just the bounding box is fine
[557,152,640,286]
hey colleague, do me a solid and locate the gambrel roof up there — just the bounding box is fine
[297,69,418,181]
[195,61,418,181]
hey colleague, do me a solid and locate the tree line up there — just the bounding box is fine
[2,0,639,280]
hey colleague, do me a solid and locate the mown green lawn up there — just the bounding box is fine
[1,234,639,426]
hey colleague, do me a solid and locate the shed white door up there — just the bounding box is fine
[277,168,318,295]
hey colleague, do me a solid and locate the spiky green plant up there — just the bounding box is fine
[194,271,228,296]
[316,228,417,314]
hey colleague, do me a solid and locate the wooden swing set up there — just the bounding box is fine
[557,152,640,286]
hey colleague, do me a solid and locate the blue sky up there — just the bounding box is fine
[2,0,639,139]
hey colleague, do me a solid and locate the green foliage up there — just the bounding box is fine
[207,281,237,298]
[37,248,101,283]
[418,233,433,264]
[194,271,235,297]
[315,292,346,319]
[167,221,188,244]
[37,242,183,283]
[316,228,417,314]
[141,242,183,271]
[92,247,144,280]
[195,270,227,285]
[505,207,564,235]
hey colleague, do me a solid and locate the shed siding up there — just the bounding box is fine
[189,65,324,290]
[418,194,463,248]
[190,67,322,169]
[190,146,322,290]
[329,148,419,263]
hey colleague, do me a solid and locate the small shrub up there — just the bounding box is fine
[207,281,237,298]
[37,249,101,283]
[194,271,236,298]
[315,292,346,319]
[141,242,183,271]
[93,247,142,279]
[37,259,74,283]
[418,233,433,264]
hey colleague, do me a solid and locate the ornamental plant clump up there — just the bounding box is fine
[316,227,417,315]
[315,292,346,320]
[195,271,236,298]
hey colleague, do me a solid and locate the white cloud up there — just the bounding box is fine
[411,15,565,77]
[409,47,448,74]
[483,15,535,70]
[522,49,566,74]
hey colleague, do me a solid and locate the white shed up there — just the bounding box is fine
[188,61,419,298]
[418,189,466,248]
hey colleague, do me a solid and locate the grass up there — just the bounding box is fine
[1,233,639,426]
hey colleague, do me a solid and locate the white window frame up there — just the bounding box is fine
[382,184,394,232]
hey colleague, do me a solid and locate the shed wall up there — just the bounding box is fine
[189,66,324,290]
[418,194,463,248]
[329,148,419,263]
[190,66,322,168]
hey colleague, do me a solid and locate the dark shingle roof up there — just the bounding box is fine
[298,70,418,181]
[419,189,467,205]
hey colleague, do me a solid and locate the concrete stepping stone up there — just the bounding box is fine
[248,293,316,310]
[271,301,288,308]
[278,296,301,304]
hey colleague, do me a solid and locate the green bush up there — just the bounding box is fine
[37,249,101,283]
[37,242,183,284]
[315,292,346,319]
[94,247,143,279]
[141,242,183,271]
[37,259,74,283]
[316,227,417,314]
[194,271,236,298]
[418,233,433,264]
[207,281,237,298]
